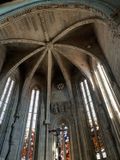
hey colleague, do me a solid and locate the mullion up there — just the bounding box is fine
[31,90,39,160]
[0,77,11,104]
[95,69,120,152]
[26,90,36,160]
[85,80,107,159]
[81,82,93,128]
[94,70,114,119]
[84,80,98,128]
[83,81,103,159]
[97,67,120,131]
[0,78,11,118]
[21,90,35,160]
[102,65,120,113]
[84,80,98,125]
[83,82,95,129]
[99,65,120,120]
[0,79,14,125]
[97,66,116,118]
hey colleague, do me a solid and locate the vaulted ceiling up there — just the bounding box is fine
[0,0,120,123]
[0,0,118,94]
[0,7,105,83]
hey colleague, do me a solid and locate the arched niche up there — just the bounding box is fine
[50,116,75,160]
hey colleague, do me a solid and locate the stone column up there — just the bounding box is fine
[38,95,46,160]
[70,88,83,160]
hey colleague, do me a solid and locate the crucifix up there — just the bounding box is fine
[49,127,68,160]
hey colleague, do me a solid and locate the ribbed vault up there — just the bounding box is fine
[0,5,106,123]
[0,2,120,160]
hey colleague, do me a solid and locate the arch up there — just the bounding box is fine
[20,49,47,93]
[0,68,19,97]
[50,115,74,160]
[52,115,71,129]
[52,17,107,44]
[55,43,100,60]
[54,44,97,85]
[0,46,45,85]
[0,0,115,22]
[29,81,42,95]
[20,87,40,160]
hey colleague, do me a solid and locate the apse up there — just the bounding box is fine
[0,1,120,160]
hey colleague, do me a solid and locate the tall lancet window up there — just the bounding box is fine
[60,124,70,160]
[52,123,71,160]
[21,89,40,160]
[80,79,107,160]
[0,77,15,125]
[94,63,120,120]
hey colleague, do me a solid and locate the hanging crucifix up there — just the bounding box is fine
[49,127,68,160]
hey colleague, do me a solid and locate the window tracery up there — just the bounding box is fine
[80,79,107,159]
[21,89,40,160]
[52,123,71,160]
[59,124,70,160]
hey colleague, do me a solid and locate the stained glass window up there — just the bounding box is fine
[53,123,71,160]
[21,89,40,160]
[0,77,15,125]
[80,80,107,159]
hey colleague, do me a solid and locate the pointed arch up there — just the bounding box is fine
[52,17,106,44]
[21,87,40,160]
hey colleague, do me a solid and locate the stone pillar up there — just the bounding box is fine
[38,95,46,160]
[71,109,83,160]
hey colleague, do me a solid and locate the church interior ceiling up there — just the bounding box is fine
[0,1,120,160]
[0,6,106,86]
